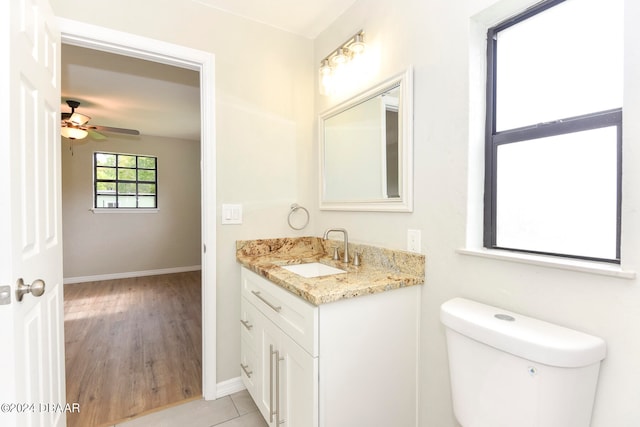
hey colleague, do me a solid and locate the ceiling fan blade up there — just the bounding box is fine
[87,125,140,135]
[87,129,107,140]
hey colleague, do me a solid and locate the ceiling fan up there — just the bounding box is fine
[61,100,140,140]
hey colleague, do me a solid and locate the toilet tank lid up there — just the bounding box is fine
[440,298,606,368]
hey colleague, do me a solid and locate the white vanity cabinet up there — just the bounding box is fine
[240,266,420,427]
[240,268,318,427]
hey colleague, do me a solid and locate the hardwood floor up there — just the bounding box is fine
[64,271,202,427]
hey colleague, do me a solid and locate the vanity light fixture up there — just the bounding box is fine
[319,30,367,96]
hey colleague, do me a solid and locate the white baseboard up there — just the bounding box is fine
[215,376,245,398]
[63,265,202,285]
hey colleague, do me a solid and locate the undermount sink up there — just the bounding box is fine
[281,262,346,278]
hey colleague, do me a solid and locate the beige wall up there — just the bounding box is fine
[50,0,315,383]
[52,0,640,425]
[61,135,201,279]
[314,0,640,426]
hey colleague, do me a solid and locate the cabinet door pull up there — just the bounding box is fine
[276,350,285,425]
[270,345,276,423]
[252,290,282,313]
[240,363,253,378]
[240,319,253,330]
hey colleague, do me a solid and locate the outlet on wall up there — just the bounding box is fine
[407,229,421,253]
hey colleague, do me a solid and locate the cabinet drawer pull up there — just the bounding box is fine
[240,319,253,330]
[251,290,282,313]
[240,363,253,378]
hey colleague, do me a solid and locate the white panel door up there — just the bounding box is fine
[257,309,280,425]
[253,305,317,427]
[0,0,65,426]
[278,331,317,427]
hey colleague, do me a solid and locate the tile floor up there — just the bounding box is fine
[111,390,268,427]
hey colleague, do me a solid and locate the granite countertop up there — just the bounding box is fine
[236,236,425,306]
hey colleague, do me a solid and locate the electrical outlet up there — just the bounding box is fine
[407,229,421,253]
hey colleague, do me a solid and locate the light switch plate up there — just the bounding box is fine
[222,203,243,224]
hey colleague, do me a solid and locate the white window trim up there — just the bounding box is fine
[457,247,635,279]
[90,208,159,214]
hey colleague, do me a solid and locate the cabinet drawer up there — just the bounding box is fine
[240,295,258,342]
[241,267,318,356]
[240,333,258,400]
[240,297,261,404]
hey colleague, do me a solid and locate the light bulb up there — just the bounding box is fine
[331,48,348,66]
[350,33,366,55]
[319,59,333,96]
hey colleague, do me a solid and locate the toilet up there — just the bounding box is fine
[440,298,606,427]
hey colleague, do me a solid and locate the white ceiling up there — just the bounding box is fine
[61,44,201,142]
[191,0,357,39]
[61,1,355,142]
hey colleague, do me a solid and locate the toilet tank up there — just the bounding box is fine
[440,298,606,427]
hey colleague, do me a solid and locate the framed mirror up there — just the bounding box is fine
[319,69,413,211]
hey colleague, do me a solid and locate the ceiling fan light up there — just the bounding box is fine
[69,112,91,126]
[61,126,88,140]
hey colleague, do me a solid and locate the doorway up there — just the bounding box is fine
[59,16,218,413]
[61,42,203,426]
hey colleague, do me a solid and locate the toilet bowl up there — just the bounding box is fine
[441,298,606,427]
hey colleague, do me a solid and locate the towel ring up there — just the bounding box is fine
[287,204,309,230]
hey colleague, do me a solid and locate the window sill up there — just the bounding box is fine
[90,208,159,214]
[457,247,636,279]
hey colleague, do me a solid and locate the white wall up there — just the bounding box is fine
[314,0,640,425]
[49,0,315,383]
[61,134,201,279]
[51,1,640,424]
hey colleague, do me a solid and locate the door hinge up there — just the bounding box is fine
[203,244,207,254]
[0,285,11,305]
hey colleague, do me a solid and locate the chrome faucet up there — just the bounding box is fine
[323,228,349,263]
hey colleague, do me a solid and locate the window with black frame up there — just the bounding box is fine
[94,152,158,209]
[483,0,623,263]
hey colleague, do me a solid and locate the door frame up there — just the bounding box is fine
[58,18,218,399]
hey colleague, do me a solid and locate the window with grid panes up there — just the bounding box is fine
[94,152,157,209]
